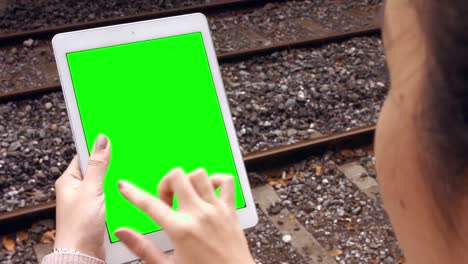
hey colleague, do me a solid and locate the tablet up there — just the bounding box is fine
[52,13,258,264]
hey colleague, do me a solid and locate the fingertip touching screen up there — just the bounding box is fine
[66,32,246,243]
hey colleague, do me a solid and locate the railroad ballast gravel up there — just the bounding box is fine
[0,92,74,212]
[225,36,386,153]
[264,147,403,263]
[0,36,386,212]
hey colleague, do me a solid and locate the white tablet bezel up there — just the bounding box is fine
[52,13,258,264]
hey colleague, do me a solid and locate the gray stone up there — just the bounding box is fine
[23,39,34,47]
[286,129,297,137]
[50,167,61,177]
[285,98,296,109]
[8,142,21,152]
[45,102,53,110]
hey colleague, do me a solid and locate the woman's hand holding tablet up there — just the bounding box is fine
[53,135,255,264]
[54,135,111,261]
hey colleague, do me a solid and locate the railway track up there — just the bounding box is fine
[1,125,401,264]
[0,0,381,96]
[0,26,379,102]
[0,125,374,228]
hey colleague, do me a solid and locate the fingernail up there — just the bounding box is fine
[219,174,233,179]
[114,230,124,240]
[114,228,124,237]
[95,134,108,150]
[114,229,129,242]
[170,167,185,174]
[118,180,128,190]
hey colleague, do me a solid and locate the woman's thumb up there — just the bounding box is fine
[83,134,111,190]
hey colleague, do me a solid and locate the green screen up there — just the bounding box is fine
[66,32,246,242]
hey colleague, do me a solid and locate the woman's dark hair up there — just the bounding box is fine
[416,1,468,231]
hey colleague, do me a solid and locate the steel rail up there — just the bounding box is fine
[0,0,280,46]
[0,125,374,232]
[0,26,380,103]
[244,125,375,170]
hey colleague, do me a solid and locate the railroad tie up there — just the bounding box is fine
[253,185,337,264]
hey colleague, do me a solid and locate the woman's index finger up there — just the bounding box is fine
[118,180,174,229]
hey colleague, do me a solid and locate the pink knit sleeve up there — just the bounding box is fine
[41,253,105,264]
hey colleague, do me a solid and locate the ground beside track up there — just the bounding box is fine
[1,146,403,264]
